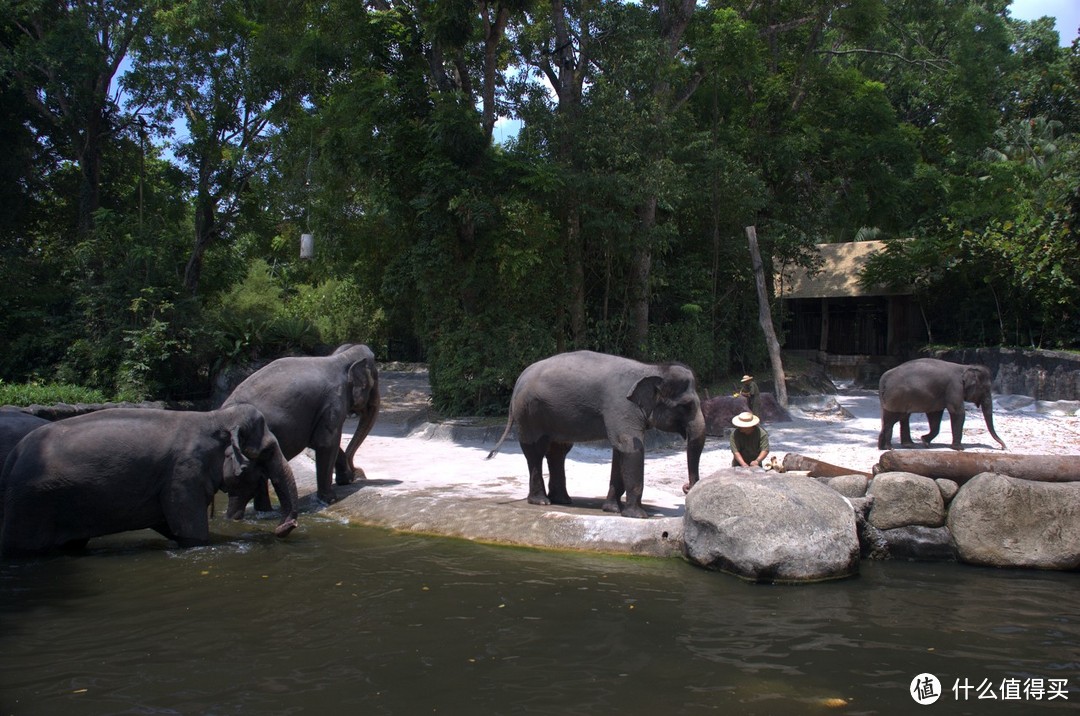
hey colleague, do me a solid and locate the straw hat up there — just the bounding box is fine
[732,411,760,428]
[740,375,753,382]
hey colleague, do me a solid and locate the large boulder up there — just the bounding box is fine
[948,472,1080,569]
[683,470,860,583]
[701,394,791,436]
[866,472,946,530]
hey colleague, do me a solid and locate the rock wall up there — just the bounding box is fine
[817,469,1080,570]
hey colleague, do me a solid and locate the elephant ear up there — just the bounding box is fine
[962,366,988,404]
[225,424,252,477]
[627,375,664,415]
[347,359,374,414]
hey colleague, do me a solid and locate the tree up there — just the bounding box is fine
[0,0,149,237]
[125,0,305,295]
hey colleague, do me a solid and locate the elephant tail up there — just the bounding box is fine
[486,416,515,460]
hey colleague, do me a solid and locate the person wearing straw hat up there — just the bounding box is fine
[730,411,769,468]
[738,374,760,415]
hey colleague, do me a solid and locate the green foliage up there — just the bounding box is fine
[428,318,557,416]
[3,0,1080,409]
[645,304,718,383]
[287,276,388,349]
[207,259,324,363]
[0,380,111,407]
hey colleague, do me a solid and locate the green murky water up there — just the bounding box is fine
[1,513,1077,715]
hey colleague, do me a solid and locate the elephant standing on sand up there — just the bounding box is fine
[878,358,1007,451]
[222,343,380,514]
[0,405,299,557]
[487,351,706,518]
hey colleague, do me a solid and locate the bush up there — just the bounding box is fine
[0,380,111,406]
[645,304,720,382]
[287,276,387,350]
[428,318,556,416]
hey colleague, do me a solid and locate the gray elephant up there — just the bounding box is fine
[222,343,379,513]
[0,405,299,557]
[0,411,50,472]
[878,358,1007,451]
[488,351,706,518]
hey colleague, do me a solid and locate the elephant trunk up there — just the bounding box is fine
[266,450,300,537]
[344,380,381,473]
[684,408,706,490]
[982,398,1007,450]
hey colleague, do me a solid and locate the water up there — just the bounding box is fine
[1,512,1077,715]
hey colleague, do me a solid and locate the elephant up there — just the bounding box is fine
[877,358,1007,451]
[0,411,50,473]
[487,351,706,519]
[0,404,299,557]
[221,343,380,514]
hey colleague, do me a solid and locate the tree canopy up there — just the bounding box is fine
[2,0,1078,413]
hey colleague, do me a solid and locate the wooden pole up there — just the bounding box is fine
[745,226,788,407]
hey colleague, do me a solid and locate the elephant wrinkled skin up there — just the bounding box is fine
[878,358,1007,451]
[222,343,380,514]
[488,351,706,518]
[0,405,298,558]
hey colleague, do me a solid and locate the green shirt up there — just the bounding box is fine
[740,381,760,413]
[730,426,769,463]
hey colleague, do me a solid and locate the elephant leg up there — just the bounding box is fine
[161,482,212,547]
[878,410,901,450]
[898,414,915,447]
[522,437,550,506]
[226,492,249,520]
[923,410,944,445]
[614,439,648,519]
[545,441,573,505]
[252,478,273,512]
[335,448,365,485]
[603,450,625,514]
[314,446,338,504]
[948,409,966,450]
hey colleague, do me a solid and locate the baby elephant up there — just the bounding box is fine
[0,405,299,558]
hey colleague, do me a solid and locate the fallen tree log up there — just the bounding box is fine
[782,453,872,478]
[875,451,1080,485]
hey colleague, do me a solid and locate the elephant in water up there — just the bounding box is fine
[878,357,1007,451]
[222,343,380,513]
[487,351,706,518]
[0,405,299,557]
[0,411,50,472]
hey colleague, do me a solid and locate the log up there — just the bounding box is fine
[782,453,872,478]
[875,451,1080,485]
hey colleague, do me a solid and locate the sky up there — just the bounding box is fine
[1008,0,1080,46]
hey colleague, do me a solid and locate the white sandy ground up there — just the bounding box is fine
[285,372,1080,521]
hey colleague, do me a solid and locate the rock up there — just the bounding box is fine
[701,394,791,436]
[935,478,959,504]
[948,472,1080,570]
[827,474,869,498]
[683,470,860,583]
[878,525,957,561]
[867,472,946,530]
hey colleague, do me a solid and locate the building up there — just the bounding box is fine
[774,240,927,379]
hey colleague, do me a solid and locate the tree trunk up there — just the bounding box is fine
[746,226,787,407]
[628,197,657,357]
[876,451,1080,485]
